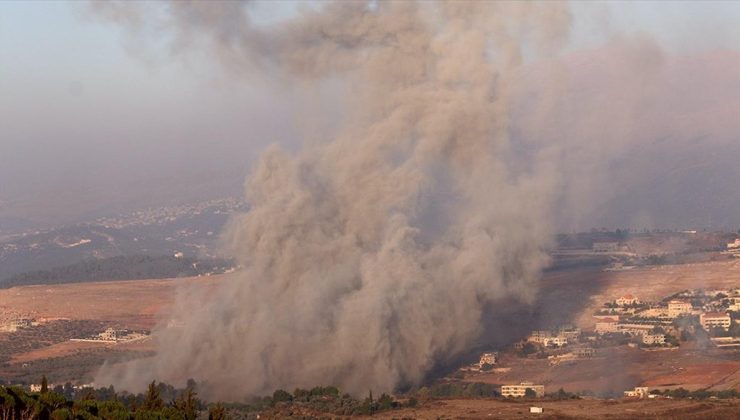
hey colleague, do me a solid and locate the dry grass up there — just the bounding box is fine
[0,275,223,329]
[366,397,740,419]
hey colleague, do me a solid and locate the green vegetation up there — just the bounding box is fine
[416,382,498,398]
[517,342,539,357]
[0,255,233,288]
[0,381,413,419]
[546,388,579,400]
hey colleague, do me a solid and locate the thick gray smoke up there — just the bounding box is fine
[95,1,572,399]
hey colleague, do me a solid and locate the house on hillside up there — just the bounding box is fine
[478,352,497,367]
[616,294,640,306]
[668,300,693,318]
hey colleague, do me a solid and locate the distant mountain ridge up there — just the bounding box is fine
[0,198,246,280]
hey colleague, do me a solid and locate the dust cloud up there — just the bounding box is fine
[94,0,577,399]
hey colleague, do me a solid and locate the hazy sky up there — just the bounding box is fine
[2,0,740,227]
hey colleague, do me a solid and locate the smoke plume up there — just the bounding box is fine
[95,0,573,399]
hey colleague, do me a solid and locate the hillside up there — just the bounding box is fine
[0,255,232,288]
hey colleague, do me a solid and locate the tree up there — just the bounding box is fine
[272,389,293,403]
[377,393,394,411]
[729,320,740,337]
[142,381,163,411]
[520,342,538,356]
[41,375,49,394]
[524,388,537,398]
[174,388,199,420]
[208,403,226,420]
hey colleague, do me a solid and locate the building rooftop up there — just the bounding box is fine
[702,311,729,318]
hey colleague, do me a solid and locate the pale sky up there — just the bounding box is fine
[2,0,740,227]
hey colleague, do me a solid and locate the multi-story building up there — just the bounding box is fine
[573,347,596,358]
[668,300,693,318]
[542,336,568,347]
[501,382,545,398]
[700,312,731,331]
[527,330,550,344]
[642,334,665,345]
[595,318,620,334]
[617,323,654,336]
[558,326,581,341]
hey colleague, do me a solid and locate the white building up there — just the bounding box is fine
[501,382,545,398]
[624,387,649,398]
[728,298,740,312]
[615,294,639,306]
[617,323,654,336]
[642,334,665,345]
[530,407,543,413]
[700,312,731,331]
[668,300,693,318]
[595,318,620,334]
[98,328,127,341]
[542,336,568,347]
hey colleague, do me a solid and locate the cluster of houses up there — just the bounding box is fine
[466,286,739,401]
[593,288,738,347]
[71,327,149,343]
[525,325,581,348]
[0,317,36,333]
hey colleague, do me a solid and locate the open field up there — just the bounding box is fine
[0,275,223,329]
[0,275,222,383]
[364,397,740,419]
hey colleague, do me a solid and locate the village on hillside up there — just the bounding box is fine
[462,284,740,400]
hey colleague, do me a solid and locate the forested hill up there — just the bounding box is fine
[0,255,233,288]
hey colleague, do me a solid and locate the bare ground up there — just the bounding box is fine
[364,397,740,419]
